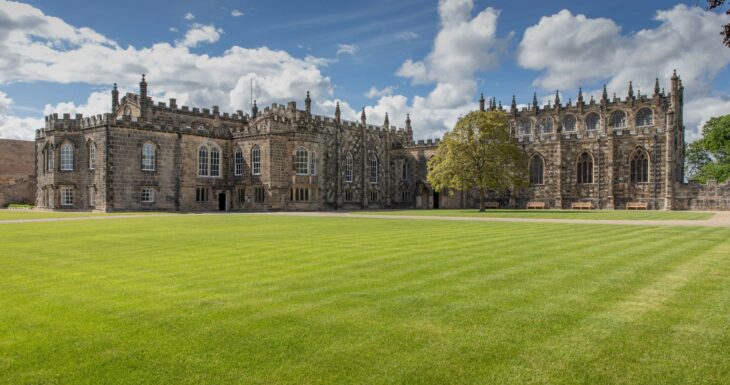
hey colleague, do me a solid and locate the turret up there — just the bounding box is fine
[111,83,119,112]
[479,93,485,112]
[335,101,341,122]
[405,113,412,135]
[251,100,258,118]
[305,91,312,114]
[532,93,538,111]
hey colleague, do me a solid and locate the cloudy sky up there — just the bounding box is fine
[0,0,729,141]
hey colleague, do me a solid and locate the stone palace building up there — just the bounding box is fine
[33,72,730,211]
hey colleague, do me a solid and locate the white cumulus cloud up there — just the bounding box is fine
[365,86,395,99]
[177,23,223,48]
[184,12,194,21]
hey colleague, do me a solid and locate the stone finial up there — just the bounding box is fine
[532,93,538,110]
[383,112,389,128]
[479,93,485,112]
[554,90,560,106]
[672,69,679,81]
[335,101,341,122]
[577,87,584,104]
[360,107,366,125]
[602,84,608,103]
[139,74,148,118]
[498,100,502,110]
[654,78,661,95]
[251,100,258,118]
[405,113,412,132]
[511,95,517,112]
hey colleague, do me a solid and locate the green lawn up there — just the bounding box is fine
[0,210,174,221]
[352,209,715,220]
[1,215,729,385]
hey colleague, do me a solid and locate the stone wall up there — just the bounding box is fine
[0,139,36,206]
[674,181,730,211]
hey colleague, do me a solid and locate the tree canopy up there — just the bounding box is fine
[686,114,730,183]
[708,0,730,47]
[427,110,527,211]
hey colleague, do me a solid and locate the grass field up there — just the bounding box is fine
[1,215,729,384]
[0,210,174,221]
[353,209,715,220]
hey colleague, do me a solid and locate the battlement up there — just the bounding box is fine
[409,138,441,147]
[41,113,112,131]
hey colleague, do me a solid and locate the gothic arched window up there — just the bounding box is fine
[345,152,353,183]
[562,115,576,132]
[251,146,261,176]
[610,110,627,129]
[402,160,410,182]
[585,113,600,131]
[518,119,532,135]
[210,146,220,177]
[635,108,654,127]
[310,151,317,176]
[198,146,209,176]
[295,147,309,175]
[539,117,553,134]
[88,142,96,170]
[142,143,155,171]
[577,152,593,184]
[60,143,74,171]
[630,149,649,183]
[529,154,544,185]
[234,148,243,176]
[369,154,378,184]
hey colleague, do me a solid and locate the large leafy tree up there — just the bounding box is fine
[427,110,527,211]
[686,114,730,183]
[708,0,730,47]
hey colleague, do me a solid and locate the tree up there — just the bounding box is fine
[686,114,730,183]
[427,110,527,211]
[708,0,730,47]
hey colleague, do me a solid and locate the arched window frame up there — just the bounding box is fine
[295,147,309,175]
[518,119,532,135]
[539,117,553,134]
[635,108,654,127]
[142,142,155,171]
[88,141,96,170]
[576,152,594,184]
[251,145,261,176]
[610,110,627,129]
[345,152,353,183]
[209,145,221,177]
[561,115,577,132]
[60,143,74,171]
[198,145,209,177]
[45,144,54,172]
[234,148,244,176]
[630,148,650,183]
[585,113,601,131]
[369,154,379,184]
[402,159,410,182]
[310,151,317,176]
[529,154,544,185]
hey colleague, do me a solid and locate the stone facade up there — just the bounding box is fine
[0,139,36,206]
[32,73,730,211]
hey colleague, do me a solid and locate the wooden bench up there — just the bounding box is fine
[527,201,546,209]
[571,202,593,210]
[626,202,649,210]
[483,201,500,209]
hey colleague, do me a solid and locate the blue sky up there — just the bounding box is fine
[0,0,729,140]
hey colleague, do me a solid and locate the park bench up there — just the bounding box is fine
[483,201,500,209]
[626,202,649,210]
[571,202,593,210]
[527,201,546,209]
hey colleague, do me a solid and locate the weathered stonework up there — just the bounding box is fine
[0,139,36,206]
[32,74,730,212]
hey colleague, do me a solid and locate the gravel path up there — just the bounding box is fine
[2,211,728,227]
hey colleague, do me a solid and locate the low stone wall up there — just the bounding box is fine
[0,139,37,206]
[674,180,730,211]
